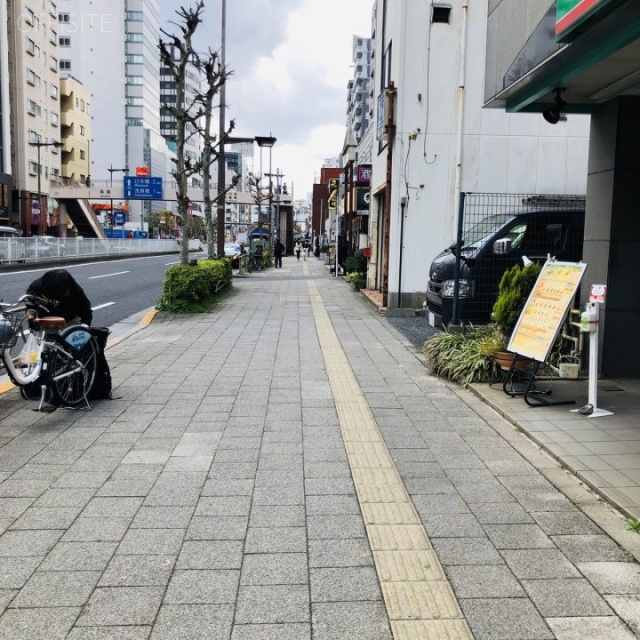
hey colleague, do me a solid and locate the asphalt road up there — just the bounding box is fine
[0,253,191,327]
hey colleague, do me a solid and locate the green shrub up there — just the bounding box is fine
[422,325,500,387]
[262,250,273,269]
[346,272,367,291]
[319,244,329,253]
[345,249,367,275]
[492,262,542,336]
[157,258,231,313]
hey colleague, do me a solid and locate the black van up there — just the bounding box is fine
[425,203,585,327]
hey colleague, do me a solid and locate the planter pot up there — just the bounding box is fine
[363,247,372,258]
[494,351,533,372]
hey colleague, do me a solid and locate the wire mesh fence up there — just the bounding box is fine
[426,192,586,326]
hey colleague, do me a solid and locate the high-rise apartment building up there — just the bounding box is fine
[58,0,162,180]
[0,2,12,226]
[346,36,372,144]
[7,0,62,233]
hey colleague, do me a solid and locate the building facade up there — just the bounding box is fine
[7,0,62,233]
[0,1,13,226]
[484,0,640,377]
[59,75,90,183]
[347,36,372,144]
[366,0,590,309]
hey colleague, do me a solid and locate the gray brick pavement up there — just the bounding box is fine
[0,256,637,639]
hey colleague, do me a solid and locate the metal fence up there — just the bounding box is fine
[0,237,191,267]
[428,192,586,326]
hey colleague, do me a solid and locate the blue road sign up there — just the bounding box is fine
[123,176,163,200]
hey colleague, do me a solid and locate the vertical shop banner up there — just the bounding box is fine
[328,179,338,212]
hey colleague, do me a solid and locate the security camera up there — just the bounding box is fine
[542,88,566,125]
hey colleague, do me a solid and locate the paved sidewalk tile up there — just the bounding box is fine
[0,259,638,639]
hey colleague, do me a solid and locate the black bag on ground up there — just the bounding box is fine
[88,327,112,400]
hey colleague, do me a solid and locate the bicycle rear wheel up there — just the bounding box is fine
[49,328,97,407]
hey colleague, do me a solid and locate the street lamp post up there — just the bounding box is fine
[255,136,276,245]
[107,165,129,234]
[29,140,61,236]
[265,168,284,245]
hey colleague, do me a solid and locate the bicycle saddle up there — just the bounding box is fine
[35,317,66,331]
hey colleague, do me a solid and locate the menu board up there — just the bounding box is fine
[507,261,587,362]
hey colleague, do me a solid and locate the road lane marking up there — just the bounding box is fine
[308,279,473,639]
[88,271,130,279]
[91,302,116,311]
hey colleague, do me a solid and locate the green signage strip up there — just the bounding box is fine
[556,0,612,39]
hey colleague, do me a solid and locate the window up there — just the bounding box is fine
[26,38,39,56]
[49,2,57,17]
[126,118,143,126]
[80,99,85,111]
[50,57,58,71]
[80,150,86,160]
[29,161,40,175]
[126,54,144,64]
[28,130,41,144]
[127,76,143,85]
[60,60,71,70]
[59,36,70,46]
[58,13,70,22]
[126,33,143,42]
[51,113,59,127]
[51,84,58,98]
[432,5,452,23]
[79,125,85,135]
[126,11,143,20]
[49,29,57,44]
[26,69,40,87]
[126,97,143,106]
[27,100,41,116]
[51,167,60,176]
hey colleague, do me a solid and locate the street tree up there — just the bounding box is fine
[158,1,205,265]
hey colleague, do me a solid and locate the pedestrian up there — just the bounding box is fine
[302,244,308,261]
[295,241,301,261]
[26,268,93,326]
[273,238,285,269]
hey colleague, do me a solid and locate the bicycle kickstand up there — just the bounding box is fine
[36,384,56,413]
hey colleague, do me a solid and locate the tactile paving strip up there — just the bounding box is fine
[308,281,474,639]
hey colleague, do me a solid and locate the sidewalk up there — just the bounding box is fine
[0,255,638,639]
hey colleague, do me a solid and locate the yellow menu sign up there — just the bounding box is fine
[508,261,586,362]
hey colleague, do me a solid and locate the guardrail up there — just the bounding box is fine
[0,237,193,266]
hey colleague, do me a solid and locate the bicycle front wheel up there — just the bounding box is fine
[49,329,97,407]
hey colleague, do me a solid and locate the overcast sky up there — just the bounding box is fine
[161,0,374,200]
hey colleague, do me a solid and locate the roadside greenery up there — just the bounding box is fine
[345,249,367,291]
[157,258,232,313]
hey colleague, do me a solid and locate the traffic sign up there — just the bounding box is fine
[123,176,163,200]
[136,166,150,177]
[31,202,40,210]
[32,213,40,223]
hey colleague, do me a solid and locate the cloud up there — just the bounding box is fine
[162,0,373,198]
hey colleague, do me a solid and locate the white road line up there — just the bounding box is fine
[165,260,181,265]
[92,302,116,311]
[88,271,130,279]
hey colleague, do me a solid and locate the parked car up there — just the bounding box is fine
[26,236,65,259]
[0,226,25,263]
[425,204,585,327]
[224,243,246,268]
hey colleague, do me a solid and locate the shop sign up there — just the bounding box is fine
[357,165,372,185]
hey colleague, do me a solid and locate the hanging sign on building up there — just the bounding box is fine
[357,189,371,214]
[357,165,372,185]
[328,179,339,212]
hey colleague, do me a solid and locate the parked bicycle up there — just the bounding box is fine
[246,251,263,273]
[0,294,97,410]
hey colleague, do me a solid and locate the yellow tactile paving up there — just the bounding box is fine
[308,280,473,639]
[392,620,475,640]
[382,581,462,620]
[367,525,432,551]
[374,550,445,581]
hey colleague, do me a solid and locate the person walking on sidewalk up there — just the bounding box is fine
[302,244,308,261]
[273,238,284,269]
[295,241,302,261]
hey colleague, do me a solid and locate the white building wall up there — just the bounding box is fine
[370,0,590,309]
[59,0,127,180]
[0,1,11,177]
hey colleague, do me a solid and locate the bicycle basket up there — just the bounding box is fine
[0,312,24,349]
